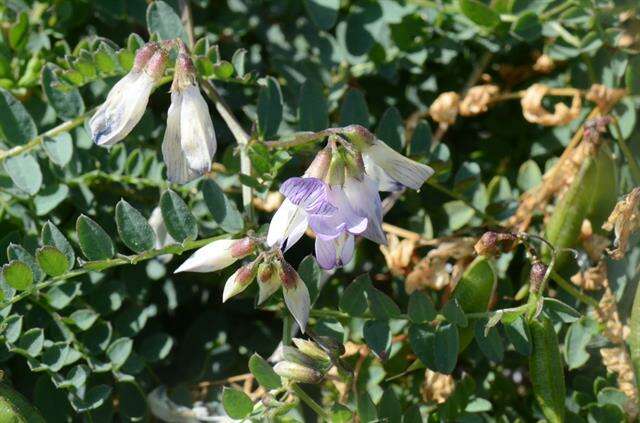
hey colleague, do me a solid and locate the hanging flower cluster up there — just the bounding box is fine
[173,124,433,330]
[267,125,434,270]
[89,40,216,184]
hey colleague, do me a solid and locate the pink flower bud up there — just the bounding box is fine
[144,49,169,81]
[305,147,331,179]
[132,42,159,72]
[230,238,256,258]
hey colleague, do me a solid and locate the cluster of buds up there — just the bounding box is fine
[267,125,433,270]
[273,338,333,384]
[175,236,311,331]
[89,39,216,184]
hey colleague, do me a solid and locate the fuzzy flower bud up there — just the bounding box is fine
[474,231,517,257]
[132,42,159,72]
[257,260,281,305]
[222,260,258,302]
[529,261,548,294]
[304,146,332,179]
[279,259,311,332]
[175,237,255,273]
[273,361,323,384]
[292,338,331,366]
[162,43,216,184]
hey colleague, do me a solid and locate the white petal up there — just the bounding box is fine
[174,239,237,273]
[343,176,387,245]
[283,276,311,333]
[90,72,154,146]
[180,85,216,177]
[222,268,254,302]
[364,140,434,191]
[162,92,195,184]
[148,207,175,263]
[267,199,308,251]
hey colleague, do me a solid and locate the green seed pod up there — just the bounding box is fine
[545,145,617,270]
[273,361,323,384]
[452,255,497,351]
[0,384,46,423]
[529,317,566,423]
[628,283,640,389]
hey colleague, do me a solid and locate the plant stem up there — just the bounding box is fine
[290,383,330,421]
[611,117,640,185]
[0,234,230,311]
[282,315,293,346]
[551,270,599,308]
[0,112,91,162]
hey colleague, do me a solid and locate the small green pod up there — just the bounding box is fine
[0,384,46,423]
[529,317,566,423]
[452,255,497,351]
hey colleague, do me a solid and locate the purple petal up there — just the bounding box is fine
[344,176,386,244]
[280,177,336,215]
[315,238,337,270]
[339,234,355,266]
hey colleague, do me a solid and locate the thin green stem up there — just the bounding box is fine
[263,129,337,150]
[541,1,574,20]
[290,383,330,421]
[551,270,599,308]
[611,117,640,185]
[0,112,91,162]
[0,234,229,311]
[282,315,293,346]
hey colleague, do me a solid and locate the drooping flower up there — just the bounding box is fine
[342,125,434,191]
[162,41,216,183]
[175,237,255,273]
[256,260,281,305]
[90,43,167,146]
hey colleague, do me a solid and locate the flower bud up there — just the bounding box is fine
[529,261,548,294]
[474,231,517,257]
[273,361,323,384]
[340,125,375,150]
[230,237,256,258]
[257,261,281,305]
[175,238,254,274]
[326,152,345,187]
[132,42,160,73]
[222,261,258,302]
[144,49,169,81]
[282,346,319,369]
[292,338,331,365]
[305,146,331,179]
[279,259,311,332]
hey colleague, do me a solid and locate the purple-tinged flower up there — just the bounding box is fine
[343,175,386,245]
[267,177,336,251]
[175,237,255,273]
[342,124,434,191]
[162,43,216,183]
[90,43,167,146]
[309,184,368,270]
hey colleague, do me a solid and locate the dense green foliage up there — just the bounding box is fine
[0,0,639,421]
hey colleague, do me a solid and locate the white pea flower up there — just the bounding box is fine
[90,43,167,146]
[175,237,255,273]
[162,42,216,184]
